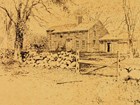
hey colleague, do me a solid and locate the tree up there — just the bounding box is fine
[122,0,140,58]
[0,0,71,62]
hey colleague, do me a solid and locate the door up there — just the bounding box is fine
[66,38,73,51]
[107,43,111,52]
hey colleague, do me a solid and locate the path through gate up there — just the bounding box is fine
[75,51,124,77]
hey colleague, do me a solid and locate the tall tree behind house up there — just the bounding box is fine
[122,0,140,58]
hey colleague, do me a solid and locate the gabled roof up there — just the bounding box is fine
[47,20,99,33]
[71,20,98,31]
[48,24,77,33]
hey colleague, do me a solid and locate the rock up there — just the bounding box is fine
[60,64,67,69]
[57,58,62,62]
[69,62,76,68]
[119,68,129,80]
[24,51,77,70]
[129,69,140,79]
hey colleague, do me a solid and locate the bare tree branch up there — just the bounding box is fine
[32,12,48,24]
[22,0,29,13]
[24,0,41,21]
[40,0,52,14]
[122,0,140,57]
[115,19,125,31]
[95,11,103,20]
[12,0,18,12]
[103,17,111,27]
[69,0,79,6]
[17,1,23,21]
[131,10,140,37]
[0,6,16,24]
[22,0,29,19]
[32,14,46,28]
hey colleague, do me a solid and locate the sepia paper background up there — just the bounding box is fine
[0,0,140,105]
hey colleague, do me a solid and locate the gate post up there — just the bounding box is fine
[117,51,120,77]
[76,50,80,73]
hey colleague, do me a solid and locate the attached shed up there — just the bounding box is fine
[99,34,130,54]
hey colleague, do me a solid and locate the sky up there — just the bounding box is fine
[33,0,140,34]
[0,0,140,36]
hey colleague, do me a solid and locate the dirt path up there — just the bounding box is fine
[0,66,140,105]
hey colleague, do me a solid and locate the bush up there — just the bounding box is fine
[0,49,14,59]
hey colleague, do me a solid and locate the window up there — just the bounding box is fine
[93,40,95,47]
[82,40,86,48]
[60,35,63,38]
[94,30,96,37]
[76,40,80,49]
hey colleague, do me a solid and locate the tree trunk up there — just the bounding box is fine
[14,24,24,62]
[128,38,133,59]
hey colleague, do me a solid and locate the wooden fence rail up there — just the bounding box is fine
[75,51,121,77]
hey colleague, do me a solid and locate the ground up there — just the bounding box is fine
[0,64,140,105]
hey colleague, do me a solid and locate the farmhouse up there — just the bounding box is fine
[47,17,109,52]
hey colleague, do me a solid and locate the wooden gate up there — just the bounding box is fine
[75,51,123,77]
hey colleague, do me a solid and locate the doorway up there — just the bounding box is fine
[66,38,73,51]
[107,43,111,52]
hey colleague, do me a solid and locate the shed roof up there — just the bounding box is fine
[99,33,129,41]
